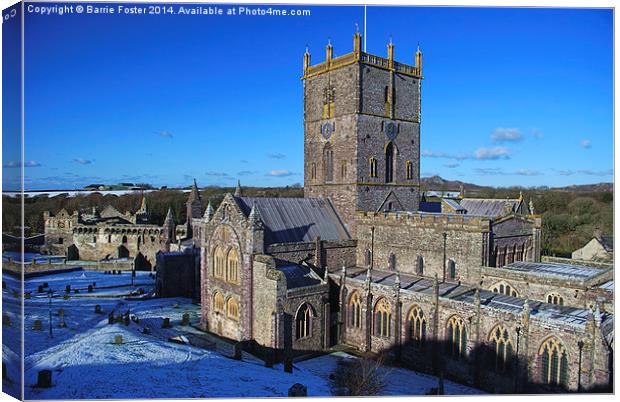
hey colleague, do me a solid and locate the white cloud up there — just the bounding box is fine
[266,169,294,177]
[73,158,92,165]
[580,139,592,149]
[267,153,286,159]
[473,146,510,160]
[491,128,523,143]
[158,131,173,139]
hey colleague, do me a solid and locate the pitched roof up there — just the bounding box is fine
[277,264,323,289]
[597,235,614,252]
[502,261,607,281]
[458,198,520,217]
[234,196,350,245]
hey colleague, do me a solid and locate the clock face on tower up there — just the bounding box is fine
[385,122,397,140]
[321,122,335,140]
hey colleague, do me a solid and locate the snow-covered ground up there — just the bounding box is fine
[2,270,482,399]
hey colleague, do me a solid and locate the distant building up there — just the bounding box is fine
[572,235,613,262]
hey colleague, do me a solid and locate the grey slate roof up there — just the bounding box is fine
[458,198,520,217]
[598,235,614,252]
[599,280,614,293]
[442,198,466,212]
[235,196,350,245]
[502,261,607,281]
[277,264,323,289]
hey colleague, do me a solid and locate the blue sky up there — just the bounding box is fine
[3,3,613,190]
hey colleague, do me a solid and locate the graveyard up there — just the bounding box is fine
[2,268,482,398]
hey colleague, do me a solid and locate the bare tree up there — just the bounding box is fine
[331,355,388,396]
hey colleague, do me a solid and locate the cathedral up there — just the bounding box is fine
[189,32,613,393]
[45,31,613,393]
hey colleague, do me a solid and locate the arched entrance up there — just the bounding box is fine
[67,244,80,260]
[117,245,129,259]
[385,142,394,183]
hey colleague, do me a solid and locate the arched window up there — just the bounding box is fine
[323,143,333,182]
[385,142,394,183]
[490,282,519,297]
[388,253,396,271]
[406,160,413,180]
[107,234,112,243]
[348,292,362,328]
[227,248,240,283]
[369,157,378,178]
[416,256,424,275]
[448,259,456,280]
[546,293,564,306]
[226,297,239,320]
[374,298,392,338]
[446,315,467,357]
[539,337,568,387]
[488,325,514,373]
[93,236,97,243]
[122,235,128,244]
[213,247,226,279]
[407,306,426,346]
[296,303,313,339]
[213,291,225,312]
[311,163,317,180]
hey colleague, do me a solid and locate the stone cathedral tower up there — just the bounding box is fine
[303,31,423,235]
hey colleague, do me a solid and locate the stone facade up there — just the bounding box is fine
[43,185,199,270]
[303,33,421,236]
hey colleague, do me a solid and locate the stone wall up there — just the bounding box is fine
[356,211,489,282]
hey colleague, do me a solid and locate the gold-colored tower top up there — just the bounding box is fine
[302,31,423,80]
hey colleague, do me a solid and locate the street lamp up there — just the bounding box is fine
[577,340,584,392]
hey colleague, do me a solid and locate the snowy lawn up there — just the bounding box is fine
[3,270,482,399]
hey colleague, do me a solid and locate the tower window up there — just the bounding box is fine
[369,157,377,178]
[388,253,396,271]
[448,259,456,280]
[311,163,317,180]
[385,142,394,183]
[108,234,112,243]
[406,160,413,180]
[417,255,424,275]
[323,143,333,182]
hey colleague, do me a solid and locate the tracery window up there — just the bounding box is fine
[374,298,392,338]
[539,337,568,387]
[323,143,333,182]
[546,293,564,306]
[227,248,240,284]
[226,297,239,320]
[213,291,225,312]
[407,306,426,346]
[213,246,226,279]
[446,315,467,357]
[296,303,313,339]
[385,142,394,183]
[489,325,514,372]
[490,282,519,297]
[348,292,362,328]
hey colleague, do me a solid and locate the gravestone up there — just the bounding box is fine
[95,305,102,314]
[123,313,130,326]
[288,383,307,397]
[87,285,93,293]
[143,326,151,335]
[32,319,42,331]
[58,309,66,328]
[114,335,123,345]
[63,294,70,300]
[65,285,71,293]
[108,313,114,325]
[162,318,171,328]
[73,288,79,294]
[25,292,31,299]
[38,285,44,293]
[37,370,52,388]
[182,313,190,326]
